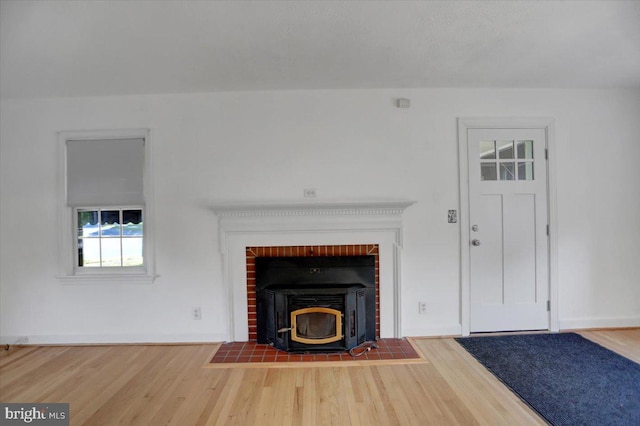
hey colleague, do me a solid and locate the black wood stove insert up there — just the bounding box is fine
[256,256,376,352]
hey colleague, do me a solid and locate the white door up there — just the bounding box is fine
[468,128,549,332]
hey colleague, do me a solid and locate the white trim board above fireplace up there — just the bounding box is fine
[212,200,415,342]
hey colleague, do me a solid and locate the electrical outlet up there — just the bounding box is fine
[418,301,427,314]
[303,188,317,198]
[192,307,202,320]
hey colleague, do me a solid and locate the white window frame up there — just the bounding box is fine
[56,129,155,283]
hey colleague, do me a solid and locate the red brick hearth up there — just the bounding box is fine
[246,244,380,342]
[209,338,422,365]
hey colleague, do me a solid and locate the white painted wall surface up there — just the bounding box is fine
[1,88,639,343]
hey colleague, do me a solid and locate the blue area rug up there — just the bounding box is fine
[455,333,640,426]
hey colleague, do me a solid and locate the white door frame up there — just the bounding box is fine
[458,117,559,336]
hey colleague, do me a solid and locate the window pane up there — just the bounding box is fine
[77,207,144,269]
[123,209,142,224]
[518,162,534,180]
[78,210,99,225]
[101,210,121,237]
[81,238,101,267]
[481,163,497,181]
[516,140,533,159]
[122,237,143,266]
[78,237,83,266]
[497,140,514,159]
[78,210,99,237]
[500,162,516,180]
[101,238,122,267]
[480,141,496,159]
[122,210,143,236]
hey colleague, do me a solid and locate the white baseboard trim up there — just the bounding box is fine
[402,324,462,338]
[0,335,30,346]
[559,317,640,330]
[7,318,635,345]
[0,333,227,345]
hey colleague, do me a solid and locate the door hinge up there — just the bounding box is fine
[545,148,549,160]
[547,300,550,311]
[546,224,550,236]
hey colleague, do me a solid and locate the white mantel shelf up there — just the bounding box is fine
[211,200,416,217]
[212,199,417,250]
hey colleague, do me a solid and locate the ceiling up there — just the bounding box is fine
[1,0,639,99]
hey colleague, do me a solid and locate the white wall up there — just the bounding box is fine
[1,88,639,343]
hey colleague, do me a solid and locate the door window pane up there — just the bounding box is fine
[518,162,534,180]
[480,141,496,159]
[480,140,535,182]
[481,163,497,181]
[500,162,516,180]
[497,141,514,159]
[516,140,534,159]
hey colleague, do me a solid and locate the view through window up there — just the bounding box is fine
[77,208,143,267]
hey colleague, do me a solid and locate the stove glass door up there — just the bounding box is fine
[290,307,342,344]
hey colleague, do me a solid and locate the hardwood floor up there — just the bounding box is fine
[1,329,638,425]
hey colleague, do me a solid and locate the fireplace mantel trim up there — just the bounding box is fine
[213,200,416,251]
[211,199,415,341]
[212,200,415,217]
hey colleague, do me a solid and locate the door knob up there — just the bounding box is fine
[471,239,481,246]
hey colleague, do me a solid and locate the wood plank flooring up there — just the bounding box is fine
[1,329,638,425]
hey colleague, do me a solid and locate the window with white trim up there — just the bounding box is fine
[77,208,143,268]
[57,130,154,282]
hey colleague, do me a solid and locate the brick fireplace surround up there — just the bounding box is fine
[246,244,380,341]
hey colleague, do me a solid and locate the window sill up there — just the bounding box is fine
[56,273,157,285]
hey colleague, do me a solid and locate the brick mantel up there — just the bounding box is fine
[212,200,415,341]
